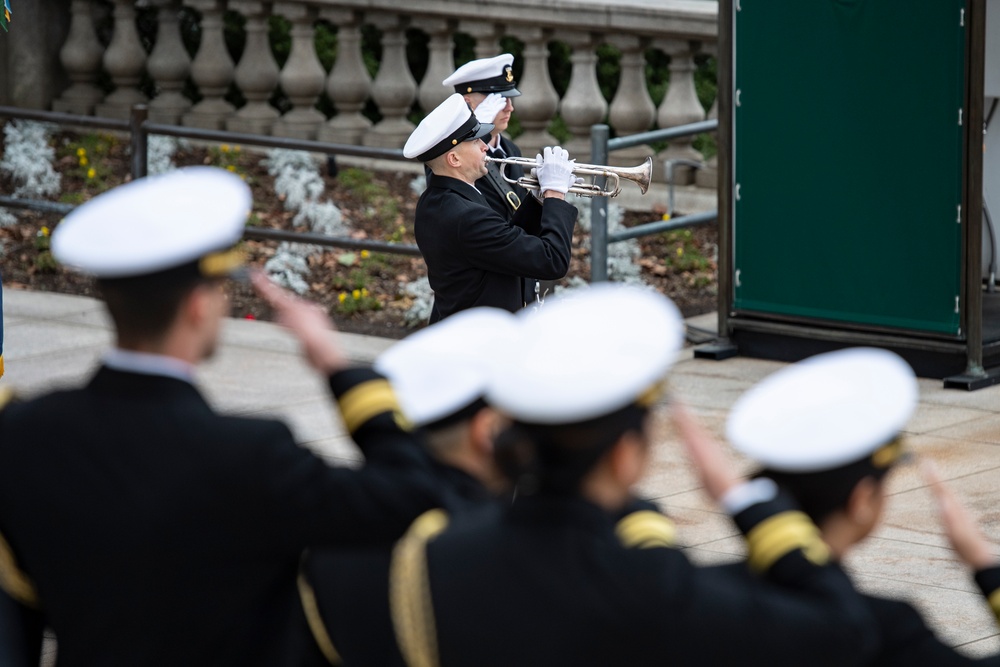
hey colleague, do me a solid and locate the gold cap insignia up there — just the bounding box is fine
[505,66,514,83]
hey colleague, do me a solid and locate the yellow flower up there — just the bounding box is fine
[676,247,684,257]
[79,156,88,167]
[40,226,50,237]
[220,144,230,153]
[360,250,370,259]
[226,165,236,172]
[76,147,86,157]
[233,145,242,153]
[352,289,361,300]
[338,293,347,303]
[87,167,96,179]
[661,213,671,221]
[361,288,369,298]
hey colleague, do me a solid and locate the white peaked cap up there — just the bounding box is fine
[403,93,494,161]
[376,308,518,428]
[726,348,919,472]
[53,167,250,278]
[487,284,685,425]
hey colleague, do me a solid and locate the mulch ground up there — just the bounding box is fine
[0,131,718,339]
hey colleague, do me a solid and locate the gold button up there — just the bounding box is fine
[452,139,458,145]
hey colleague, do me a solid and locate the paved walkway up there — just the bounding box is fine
[4,286,1000,658]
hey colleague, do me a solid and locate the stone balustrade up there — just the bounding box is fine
[3,0,718,184]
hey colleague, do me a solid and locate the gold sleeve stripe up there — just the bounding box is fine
[0,354,5,380]
[746,511,830,573]
[297,572,342,665]
[338,380,401,435]
[0,530,38,608]
[987,588,1000,622]
[615,510,676,549]
[390,509,450,667]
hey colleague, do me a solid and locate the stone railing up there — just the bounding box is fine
[1,0,718,184]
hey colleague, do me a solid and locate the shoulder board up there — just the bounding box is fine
[616,510,676,549]
[0,386,16,411]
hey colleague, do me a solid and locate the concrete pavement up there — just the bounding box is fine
[4,286,1000,658]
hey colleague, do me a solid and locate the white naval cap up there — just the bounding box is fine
[403,93,495,162]
[443,53,521,97]
[487,285,685,425]
[375,308,518,429]
[53,166,250,280]
[726,348,918,472]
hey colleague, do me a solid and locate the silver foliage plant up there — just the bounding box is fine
[147,135,178,175]
[260,149,348,293]
[402,276,434,327]
[0,120,62,226]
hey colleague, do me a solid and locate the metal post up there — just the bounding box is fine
[130,104,149,180]
[590,124,610,282]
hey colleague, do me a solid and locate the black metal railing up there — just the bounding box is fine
[0,104,421,256]
[589,119,719,281]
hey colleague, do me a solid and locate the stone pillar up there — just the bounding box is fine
[414,18,454,114]
[695,43,719,190]
[459,20,500,60]
[655,40,706,184]
[514,27,559,158]
[94,0,148,119]
[271,3,326,139]
[606,35,655,168]
[556,31,607,161]
[227,1,280,134]
[363,13,417,149]
[146,0,191,124]
[182,0,236,130]
[317,9,371,144]
[52,0,104,114]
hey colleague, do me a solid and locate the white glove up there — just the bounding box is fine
[533,146,575,195]
[473,93,507,125]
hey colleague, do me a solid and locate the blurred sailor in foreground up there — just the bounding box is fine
[724,347,1000,666]
[387,284,878,667]
[405,93,577,322]
[0,167,440,667]
[298,307,516,666]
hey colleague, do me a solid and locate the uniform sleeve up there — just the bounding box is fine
[634,548,879,666]
[457,197,576,280]
[867,595,1000,666]
[0,588,43,667]
[251,368,443,550]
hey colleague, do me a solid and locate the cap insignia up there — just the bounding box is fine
[505,66,513,83]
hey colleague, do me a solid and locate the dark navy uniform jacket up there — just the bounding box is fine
[0,365,440,667]
[414,173,576,323]
[390,493,880,667]
[298,461,494,666]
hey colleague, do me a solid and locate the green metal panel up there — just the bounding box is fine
[734,0,967,335]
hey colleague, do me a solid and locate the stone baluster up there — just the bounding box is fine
[606,35,655,168]
[363,13,417,149]
[655,40,706,184]
[695,43,719,190]
[271,3,326,138]
[317,9,371,144]
[145,0,191,124]
[556,31,607,161]
[415,18,454,114]
[227,1,280,134]
[460,20,500,60]
[52,0,105,114]
[182,0,235,130]
[94,0,147,119]
[513,27,559,158]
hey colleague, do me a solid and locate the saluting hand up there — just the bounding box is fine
[670,400,738,502]
[473,93,507,125]
[922,459,998,571]
[250,271,348,375]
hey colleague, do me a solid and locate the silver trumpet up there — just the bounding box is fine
[484,155,653,198]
